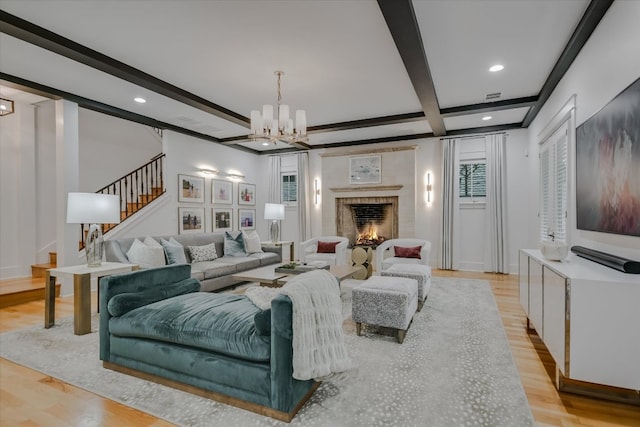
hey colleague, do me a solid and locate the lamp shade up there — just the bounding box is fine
[264,203,285,220]
[66,193,121,224]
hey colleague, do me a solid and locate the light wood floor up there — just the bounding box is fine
[1,271,638,426]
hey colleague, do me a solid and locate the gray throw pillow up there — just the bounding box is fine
[161,238,188,264]
[224,231,248,257]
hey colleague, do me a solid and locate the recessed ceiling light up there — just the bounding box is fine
[134,97,146,103]
[489,64,504,72]
[482,116,493,121]
[262,142,270,146]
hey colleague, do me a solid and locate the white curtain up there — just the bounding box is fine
[440,138,460,270]
[268,155,281,204]
[297,152,311,246]
[484,133,509,273]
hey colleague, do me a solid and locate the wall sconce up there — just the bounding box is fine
[0,98,15,116]
[199,169,245,180]
[314,179,320,205]
[426,173,433,203]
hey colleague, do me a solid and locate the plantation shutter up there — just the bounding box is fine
[539,124,568,243]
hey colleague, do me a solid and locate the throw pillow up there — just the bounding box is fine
[317,241,340,254]
[394,245,422,259]
[188,242,218,263]
[254,309,271,336]
[160,238,188,264]
[224,231,248,257]
[143,236,162,248]
[243,230,263,254]
[126,238,167,268]
[107,277,200,317]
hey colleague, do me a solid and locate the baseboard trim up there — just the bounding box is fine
[103,361,320,422]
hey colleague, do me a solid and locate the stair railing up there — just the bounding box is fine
[79,153,166,249]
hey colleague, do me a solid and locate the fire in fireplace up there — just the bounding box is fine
[336,196,398,248]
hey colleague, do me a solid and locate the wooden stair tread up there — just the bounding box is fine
[31,263,56,269]
[0,277,61,308]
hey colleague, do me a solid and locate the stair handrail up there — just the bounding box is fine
[79,153,166,249]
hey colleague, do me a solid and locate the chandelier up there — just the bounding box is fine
[249,71,307,145]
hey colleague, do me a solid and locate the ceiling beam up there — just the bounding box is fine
[377,0,446,136]
[522,0,614,127]
[0,72,260,155]
[0,10,250,128]
[440,96,538,118]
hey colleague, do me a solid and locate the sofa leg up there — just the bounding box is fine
[397,329,406,344]
[356,322,362,336]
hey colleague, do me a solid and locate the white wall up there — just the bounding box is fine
[526,0,640,260]
[79,109,162,192]
[0,101,37,278]
[35,101,57,264]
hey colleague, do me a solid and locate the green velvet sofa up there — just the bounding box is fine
[99,264,318,422]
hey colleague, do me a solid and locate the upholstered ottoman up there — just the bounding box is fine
[380,264,432,311]
[352,276,418,344]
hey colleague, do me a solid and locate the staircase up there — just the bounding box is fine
[80,153,166,247]
[0,252,60,308]
[1,153,166,308]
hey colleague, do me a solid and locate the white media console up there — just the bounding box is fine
[519,249,640,405]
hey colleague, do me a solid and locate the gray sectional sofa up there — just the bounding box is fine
[104,232,282,292]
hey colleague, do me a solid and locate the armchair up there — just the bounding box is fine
[374,238,431,272]
[300,236,349,266]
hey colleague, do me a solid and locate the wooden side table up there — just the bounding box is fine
[45,262,138,335]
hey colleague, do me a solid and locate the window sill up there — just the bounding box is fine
[459,202,486,210]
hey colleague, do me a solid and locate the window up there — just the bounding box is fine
[281,173,297,204]
[539,124,568,243]
[459,161,486,201]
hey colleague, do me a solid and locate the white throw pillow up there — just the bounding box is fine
[126,238,167,268]
[243,230,263,254]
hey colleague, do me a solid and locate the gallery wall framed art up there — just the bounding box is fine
[178,174,204,203]
[349,155,381,184]
[212,179,233,204]
[238,183,256,205]
[238,208,256,230]
[178,207,205,234]
[212,208,233,232]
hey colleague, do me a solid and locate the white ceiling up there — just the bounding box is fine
[0,0,593,153]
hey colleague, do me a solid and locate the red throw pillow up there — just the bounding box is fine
[394,245,422,259]
[317,241,340,254]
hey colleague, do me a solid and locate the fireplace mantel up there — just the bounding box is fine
[329,185,403,192]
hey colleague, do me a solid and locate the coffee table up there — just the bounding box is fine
[232,264,361,287]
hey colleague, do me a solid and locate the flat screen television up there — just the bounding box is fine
[575,77,640,237]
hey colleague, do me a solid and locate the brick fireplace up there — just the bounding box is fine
[336,196,398,247]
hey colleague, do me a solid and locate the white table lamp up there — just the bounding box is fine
[67,192,121,267]
[264,203,285,243]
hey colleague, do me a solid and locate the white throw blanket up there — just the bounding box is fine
[245,270,352,380]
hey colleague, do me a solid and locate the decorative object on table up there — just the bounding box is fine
[351,246,373,279]
[571,246,640,274]
[238,182,256,205]
[248,70,308,145]
[178,174,204,203]
[539,231,569,261]
[349,155,381,184]
[66,192,120,267]
[275,262,330,274]
[211,179,233,204]
[576,77,640,237]
[178,207,204,234]
[238,208,256,230]
[264,203,285,242]
[212,207,233,231]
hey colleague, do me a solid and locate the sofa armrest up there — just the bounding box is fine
[261,244,282,258]
[270,294,315,412]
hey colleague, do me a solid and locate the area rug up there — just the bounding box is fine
[0,277,534,427]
